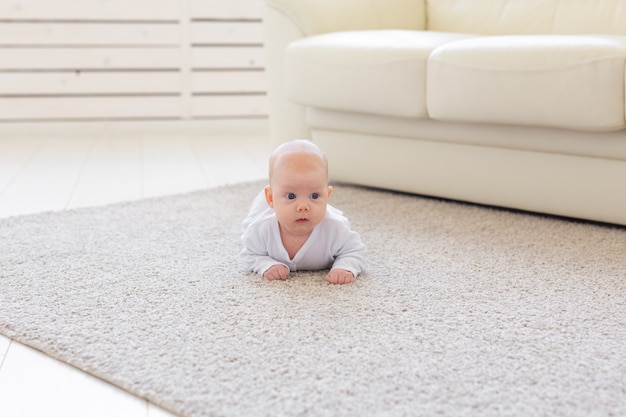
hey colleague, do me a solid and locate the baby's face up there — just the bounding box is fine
[265,153,332,238]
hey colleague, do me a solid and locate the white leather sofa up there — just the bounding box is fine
[263,0,626,226]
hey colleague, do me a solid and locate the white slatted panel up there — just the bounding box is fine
[0,0,267,121]
[190,22,264,45]
[192,47,265,69]
[0,0,180,20]
[192,72,266,93]
[190,0,263,19]
[0,97,181,120]
[0,23,179,46]
[0,73,181,95]
[189,0,267,119]
[192,96,267,118]
[3,48,181,70]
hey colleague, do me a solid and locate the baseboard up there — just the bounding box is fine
[0,118,270,140]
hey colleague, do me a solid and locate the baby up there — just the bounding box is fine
[240,140,366,284]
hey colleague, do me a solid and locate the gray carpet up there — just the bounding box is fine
[1,180,625,417]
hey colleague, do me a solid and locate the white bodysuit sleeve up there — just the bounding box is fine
[240,226,288,275]
[330,223,367,277]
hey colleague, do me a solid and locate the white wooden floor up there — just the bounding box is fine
[0,119,271,417]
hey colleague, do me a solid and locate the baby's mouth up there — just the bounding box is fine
[296,218,309,223]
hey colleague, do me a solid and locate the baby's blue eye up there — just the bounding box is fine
[310,192,320,200]
[286,192,296,200]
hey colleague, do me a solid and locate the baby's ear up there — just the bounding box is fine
[264,186,274,207]
[327,186,333,199]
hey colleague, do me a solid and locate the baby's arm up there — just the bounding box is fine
[241,243,289,279]
[241,227,289,279]
[328,226,367,284]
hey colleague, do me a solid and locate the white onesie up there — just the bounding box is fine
[240,191,367,277]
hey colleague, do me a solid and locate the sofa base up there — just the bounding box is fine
[313,130,626,226]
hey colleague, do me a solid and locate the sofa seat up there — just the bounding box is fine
[306,108,626,162]
[288,31,626,132]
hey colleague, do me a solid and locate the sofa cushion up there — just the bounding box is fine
[427,35,626,131]
[286,30,474,118]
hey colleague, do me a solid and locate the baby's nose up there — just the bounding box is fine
[297,202,310,211]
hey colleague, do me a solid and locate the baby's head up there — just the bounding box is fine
[264,140,333,237]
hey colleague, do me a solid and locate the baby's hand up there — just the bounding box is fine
[263,264,289,281]
[326,269,355,285]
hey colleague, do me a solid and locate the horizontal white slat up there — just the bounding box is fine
[0,72,181,95]
[0,48,180,70]
[0,96,181,120]
[192,47,265,69]
[192,71,266,93]
[0,0,180,21]
[191,21,264,44]
[192,95,267,117]
[0,23,179,46]
[189,0,263,19]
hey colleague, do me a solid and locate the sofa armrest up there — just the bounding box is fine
[266,0,425,36]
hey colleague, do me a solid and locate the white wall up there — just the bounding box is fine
[0,0,267,121]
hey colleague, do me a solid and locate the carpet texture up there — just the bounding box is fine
[1,180,625,417]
